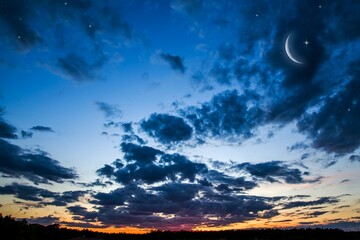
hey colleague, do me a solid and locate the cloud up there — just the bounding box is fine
[30,126,54,133]
[0,0,42,50]
[95,102,122,119]
[204,170,257,192]
[121,142,163,164]
[152,183,202,203]
[140,113,193,144]
[21,130,33,139]
[90,141,340,229]
[282,197,339,209]
[159,53,186,74]
[57,53,106,82]
[0,108,18,139]
[49,190,88,206]
[121,122,133,132]
[181,89,265,142]
[90,143,285,229]
[1,1,137,82]
[236,161,319,184]
[26,215,60,226]
[306,211,329,218]
[287,142,310,152]
[97,143,207,185]
[209,63,232,85]
[0,183,86,206]
[95,164,114,178]
[60,220,108,229]
[174,1,359,157]
[0,138,77,184]
[103,121,122,128]
[0,183,54,201]
[297,63,360,154]
[86,182,278,230]
[121,134,146,145]
[66,205,101,225]
[349,155,360,162]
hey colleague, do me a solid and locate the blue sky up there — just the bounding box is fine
[0,0,360,232]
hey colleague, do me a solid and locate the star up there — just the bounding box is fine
[17,35,21,39]
[64,2,67,5]
[88,24,92,28]
[304,39,310,47]
[255,14,259,17]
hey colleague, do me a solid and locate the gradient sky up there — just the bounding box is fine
[1,0,360,233]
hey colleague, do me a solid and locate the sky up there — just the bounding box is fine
[0,0,360,233]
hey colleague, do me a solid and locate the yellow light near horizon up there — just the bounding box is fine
[64,226,153,234]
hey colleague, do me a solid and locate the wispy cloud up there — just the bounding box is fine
[95,102,123,119]
[160,53,186,74]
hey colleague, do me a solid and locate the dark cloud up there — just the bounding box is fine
[287,142,309,152]
[152,183,201,203]
[121,142,163,164]
[0,138,77,184]
[49,190,88,206]
[76,179,113,188]
[210,63,232,85]
[96,164,114,178]
[121,134,146,145]
[67,205,100,224]
[140,113,193,144]
[181,90,264,142]
[0,183,54,201]
[349,155,360,162]
[236,161,319,184]
[204,170,257,192]
[121,122,133,133]
[0,109,18,139]
[306,211,329,218]
[57,53,105,82]
[30,125,54,133]
[60,220,108,229]
[26,215,60,226]
[1,0,137,82]
[0,183,86,206]
[297,63,360,154]
[160,53,186,74]
[103,121,122,128]
[177,1,359,157]
[260,210,279,219]
[0,0,41,50]
[282,197,339,209]
[97,143,206,185]
[21,130,33,139]
[85,181,278,229]
[95,101,122,119]
[89,142,285,229]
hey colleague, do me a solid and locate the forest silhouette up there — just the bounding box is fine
[1,214,359,240]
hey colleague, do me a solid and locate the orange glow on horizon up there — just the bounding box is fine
[63,225,153,234]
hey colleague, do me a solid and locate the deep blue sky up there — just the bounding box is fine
[0,0,360,232]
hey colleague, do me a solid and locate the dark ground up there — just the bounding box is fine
[1,215,359,240]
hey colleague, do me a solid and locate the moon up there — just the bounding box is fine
[285,33,303,64]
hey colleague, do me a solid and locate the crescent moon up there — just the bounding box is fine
[285,34,303,64]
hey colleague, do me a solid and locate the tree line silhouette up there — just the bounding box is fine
[1,214,359,240]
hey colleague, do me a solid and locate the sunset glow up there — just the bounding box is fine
[0,0,360,233]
